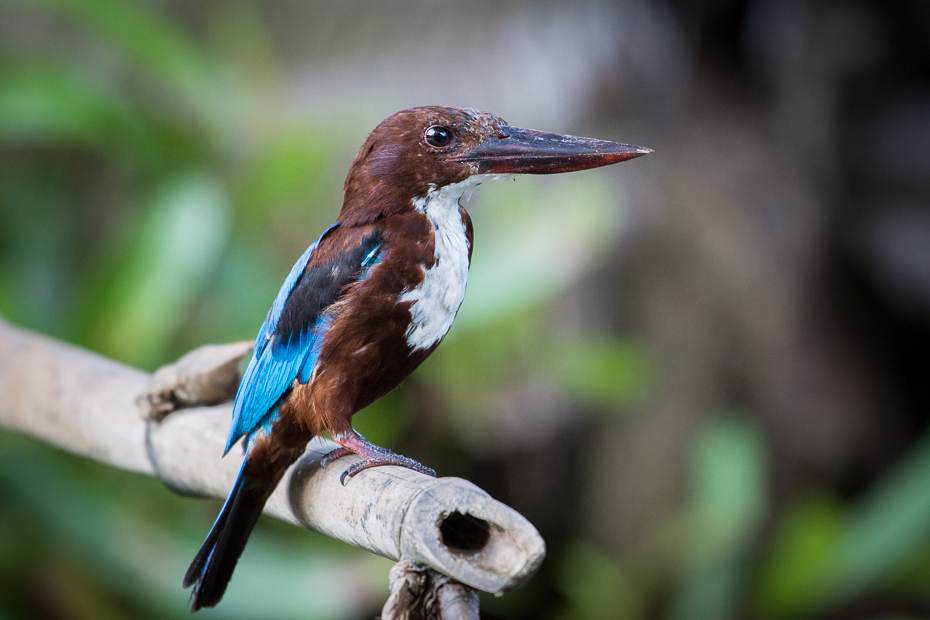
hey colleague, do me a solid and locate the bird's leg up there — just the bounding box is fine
[325,429,436,485]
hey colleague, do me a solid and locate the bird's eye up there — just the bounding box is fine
[425,126,452,147]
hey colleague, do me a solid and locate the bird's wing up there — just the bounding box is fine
[224,224,382,454]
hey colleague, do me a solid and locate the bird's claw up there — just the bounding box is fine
[339,456,437,486]
[329,429,437,485]
[321,447,353,469]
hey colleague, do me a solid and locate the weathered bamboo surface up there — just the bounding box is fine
[0,317,545,595]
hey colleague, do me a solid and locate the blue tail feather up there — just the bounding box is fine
[183,459,265,611]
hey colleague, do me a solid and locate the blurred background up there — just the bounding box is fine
[0,0,929,618]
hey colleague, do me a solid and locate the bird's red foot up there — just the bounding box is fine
[327,429,436,485]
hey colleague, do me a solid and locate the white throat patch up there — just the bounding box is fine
[399,174,510,350]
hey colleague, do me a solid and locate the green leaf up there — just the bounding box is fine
[13,0,234,137]
[690,416,767,561]
[0,64,165,165]
[754,429,930,617]
[832,429,930,598]
[668,415,768,620]
[753,496,845,618]
[97,171,230,367]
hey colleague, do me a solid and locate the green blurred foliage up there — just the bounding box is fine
[754,428,930,619]
[553,541,644,620]
[668,416,768,620]
[1,1,930,619]
[0,1,388,617]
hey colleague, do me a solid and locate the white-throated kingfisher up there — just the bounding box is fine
[184,106,650,610]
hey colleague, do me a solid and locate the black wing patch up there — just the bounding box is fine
[273,230,382,348]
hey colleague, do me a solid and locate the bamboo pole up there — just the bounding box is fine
[0,317,545,610]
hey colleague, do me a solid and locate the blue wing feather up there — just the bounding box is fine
[224,224,383,455]
[224,224,339,454]
[253,223,340,358]
[224,330,320,454]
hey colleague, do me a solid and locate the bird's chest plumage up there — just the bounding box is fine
[299,181,477,418]
[398,185,472,351]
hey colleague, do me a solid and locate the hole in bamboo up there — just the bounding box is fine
[440,511,491,553]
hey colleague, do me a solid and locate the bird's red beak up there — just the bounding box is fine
[452,125,651,174]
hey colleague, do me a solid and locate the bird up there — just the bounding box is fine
[183,106,650,610]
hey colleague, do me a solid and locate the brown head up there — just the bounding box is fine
[340,106,650,226]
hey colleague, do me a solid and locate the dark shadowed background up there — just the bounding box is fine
[1,1,929,618]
